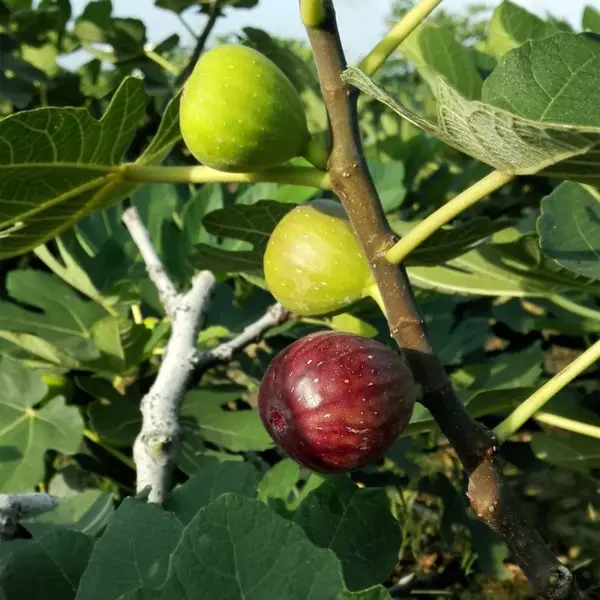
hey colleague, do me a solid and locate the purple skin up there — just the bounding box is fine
[258,331,417,474]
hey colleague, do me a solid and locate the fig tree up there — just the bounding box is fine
[179,44,311,172]
[263,199,372,316]
[258,331,416,473]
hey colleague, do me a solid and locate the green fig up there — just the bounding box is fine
[179,44,310,173]
[264,199,372,316]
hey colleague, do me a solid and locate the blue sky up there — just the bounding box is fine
[65,0,592,65]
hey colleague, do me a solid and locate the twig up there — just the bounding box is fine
[0,493,59,540]
[175,0,222,88]
[122,207,178,319]
[193,303,290,370]
[123,207,217,504]
[494,337,600,443]
[301,2,578,598]
[358,0,443,77]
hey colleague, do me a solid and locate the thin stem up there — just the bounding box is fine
[176,12,199,40]
[300,0,326,27]
[84,429,136,470]
[194,303,290,370]
[363,281,388,318]
[548,294,600,322]
[121,164,332,189]
[535,411,600,440]
[144,49,179,75]
[358,0,443,77]
[175,0,222,88]
[385,170,514,265]
[302,136,330,170]
[494,338,600,443]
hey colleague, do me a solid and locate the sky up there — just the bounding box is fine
[63,0,593,67]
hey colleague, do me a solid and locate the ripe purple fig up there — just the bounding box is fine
[258,331,416,473]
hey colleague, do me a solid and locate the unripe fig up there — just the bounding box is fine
[179,44,310,172]
[263,199,372,316]
[258,331,416,474]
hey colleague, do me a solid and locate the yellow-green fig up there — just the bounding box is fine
[179,44,310,173]
[264,199,372,316]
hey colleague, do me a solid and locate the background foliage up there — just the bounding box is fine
[1,0,600,598]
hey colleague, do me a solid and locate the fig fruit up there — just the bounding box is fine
[263,199,372,316]
[179,44,310,172]
[258,331,416,473]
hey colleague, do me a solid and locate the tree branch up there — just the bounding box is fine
[123,207,217,504]
[301,2,578,598]
[193,303,290,370]
[175,0,222,88]
[0,493,59,540]
[122,207,179,319]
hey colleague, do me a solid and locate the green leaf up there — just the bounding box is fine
[342,33,600,186]
[427,315,490,365]
[0,78,180,260]
[235,180,317,206]
[294,477,401,590]
[154,493,347,600]
[189,200,295,275]
[180,385,274,454]
[0,359,84,492]
[23,490,114,537]
[401,22,482,99]
[583,5,600,32]
[257,459,301,502]
[339,588,392,600]
[203,199,294,252]
[459,342,543,390]
[257,458,302,517]
[0,77,144,258]
[0,270,107,359]
[537,182,600,280]
[531,432,600,471]
[0,529,93,600]
[482,33,600,128]
[486,0,559,59]
[82,376,141,447]
[181,184,224,246]
[75,498,183,600]
[390,216,515,266]
[407,233,600,298]
[190,244,264,274]
[165,457,260,524]
[366,160,406,212]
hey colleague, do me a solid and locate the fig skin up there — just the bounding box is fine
[263,199,372,316]
[258,331,416,474]
[179,44,310,173]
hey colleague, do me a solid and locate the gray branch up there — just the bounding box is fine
[123,207,216,504]
[0,493,59,540]
[193,303,290,369]
[122,207,179,319]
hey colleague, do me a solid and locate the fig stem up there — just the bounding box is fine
[385,170,514,265]
[300,0,327,28]
[494,337,600,444]
[144,48,180,76]
[302,136,330,170]
[363,282,388,318]
[121,164,332,189]
[84,429,136,470]
[358,0,444,77]
[548,293,600,322]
